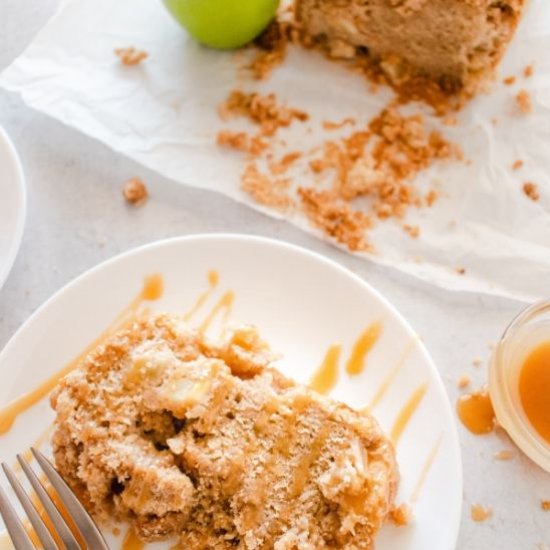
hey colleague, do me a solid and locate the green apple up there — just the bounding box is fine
[163,0,280,50]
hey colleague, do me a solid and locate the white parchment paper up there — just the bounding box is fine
[2,0,550,301]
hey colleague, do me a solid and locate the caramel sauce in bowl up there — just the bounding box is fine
[489,301,550,472]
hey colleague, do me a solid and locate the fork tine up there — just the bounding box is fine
[16,455,80,550]
[2,463,58,550]
[0,483,35,550]
[31,449,109,550]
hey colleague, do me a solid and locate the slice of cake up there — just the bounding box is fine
[295,0,525,95]
[50,314,398,549]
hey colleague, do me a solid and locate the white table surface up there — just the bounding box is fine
[1,1,549,548]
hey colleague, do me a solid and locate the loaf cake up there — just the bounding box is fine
[295,0,526,95]
[50,314,398,549]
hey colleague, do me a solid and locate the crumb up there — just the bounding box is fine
[308,106,456,222]
[472,357,483,367]
[114,47,148,66]
[491,117,498,126]
[516,90,532,114]
[217,130,249,153]
[122,178,148,206]
[268,151,302,175]
[323,118,356,130]
[218,91,308,137]
[456,267,466,275]
[523,182,540,201]
[512,159,524,170]
[457,375,471,389]
[241,163,293,211]
[470,504,492,522]
[113,528,121,536]
[541,501,550,511]
[389,503,411,526]
[524,64,534,78]
[298,187,372,252]
[494,450,514,461]
[403,224,420,238]
[217,94,457,254]
[248,20,297,80]
[425,189,439,207]
[503,76,516,86]
[442,116,457,127]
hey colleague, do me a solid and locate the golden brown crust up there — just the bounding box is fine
[51,316,398,548]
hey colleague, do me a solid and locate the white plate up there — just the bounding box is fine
[0,127,26,291]
[0,234,461,549]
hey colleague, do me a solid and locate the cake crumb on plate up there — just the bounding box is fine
[512,159,524,170]
[523,182,539,201]
[516,89,532,114]
[389,503,412,526]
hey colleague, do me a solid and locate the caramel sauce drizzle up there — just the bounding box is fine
[20,473,85,549]
[121,527,144,550]
[42,474,86,548]
[183,270,219,321]
[390,383,428,445]
[365,339,416,412]
[198,290,235,333]
[288,425,330,499]
[345,322,381,376]
[23,497,62,549]
[241,402,298,532]
[309,344,342,395]
[0,274,164,436]
[13,425,53,472]
[410,434,442,502]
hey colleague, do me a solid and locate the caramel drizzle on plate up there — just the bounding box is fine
[410,434,442,502]
[121,527,145,550]
[13,425,53,471]
[0,271,237,437]
[345,322,381,376]
[198,290,235,333]
[309,344,342,394]
[183,270,219,321]
[365,339,416,412]
[0,274,164,436]
[390,383,428,445]
[308,323,382,395]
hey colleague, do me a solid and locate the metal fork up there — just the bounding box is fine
[0,448,108,550]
